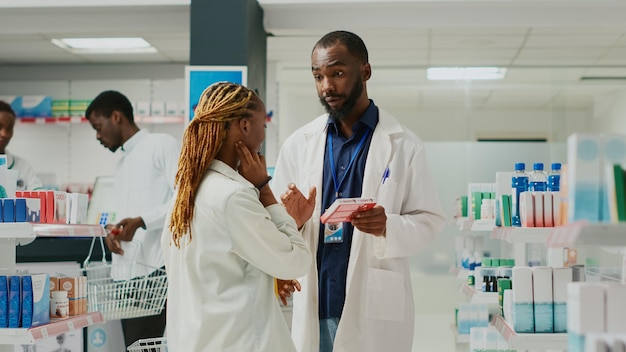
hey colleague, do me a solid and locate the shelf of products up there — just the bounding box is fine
[456,217,496,232]
[0,223,107,350]
[32,223,106,238]
[17,115,184,124]
[547,222,626,248]
[491,226,555,244]
[0,312,104,345]
[491,314,567,350]
[471,219,496,232]
[460,284,499,305]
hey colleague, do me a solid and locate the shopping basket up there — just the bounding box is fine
[83,236,167,320]
[127,337,168,352]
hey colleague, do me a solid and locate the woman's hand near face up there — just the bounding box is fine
[236,141,277,207]
[236,140,268,186]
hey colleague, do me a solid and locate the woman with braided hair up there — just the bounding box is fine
[161,82,311,352]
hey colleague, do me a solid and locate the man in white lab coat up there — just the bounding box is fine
[272,30,446,352]
[86,90,180,347]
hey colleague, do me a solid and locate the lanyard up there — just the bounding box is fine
[327,128,370,198]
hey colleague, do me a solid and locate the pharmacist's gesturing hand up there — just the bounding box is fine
[281,183,316,229]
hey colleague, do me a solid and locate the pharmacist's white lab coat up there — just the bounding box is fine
[272,108,446,352]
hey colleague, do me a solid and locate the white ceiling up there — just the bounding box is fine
[1,0,626,111]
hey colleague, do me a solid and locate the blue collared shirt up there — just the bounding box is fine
[318,100,379,319]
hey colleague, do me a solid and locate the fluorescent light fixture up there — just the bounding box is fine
[51,37,157,54]
[427,67,507,81]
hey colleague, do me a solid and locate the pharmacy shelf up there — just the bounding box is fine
[491,226,555,244]
[0,222,34,240]
[17,115,184,124]
[32,223,106,238]
[547,222,626,248]
[471,219,496,232]
[0,312,104,345]
[460,284,499,305]
[456,218,495,232]
[491,314,567,350]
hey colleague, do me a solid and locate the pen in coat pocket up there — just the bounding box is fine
[382,167,390,184]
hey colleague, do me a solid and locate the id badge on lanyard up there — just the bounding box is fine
[323,129,370,245]
[324,222,343,243]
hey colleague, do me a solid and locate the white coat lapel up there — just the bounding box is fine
[303,118,329,251]
[345,110,395,291]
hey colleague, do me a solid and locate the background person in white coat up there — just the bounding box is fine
[0,100,43,191]
[162,82,311,352]
[86,90,180,347]
[272,30,446,352]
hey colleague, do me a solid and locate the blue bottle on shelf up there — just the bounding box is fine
[529,163,548,192]
[548,162,561,192]
[511,162,529,227]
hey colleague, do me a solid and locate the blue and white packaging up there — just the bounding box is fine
[0,275,7,327]
[2,198,15,222]
[533,267,554,333]
[15,198,27,222]
[512,266,534,333]
[25,198,41,222]
[567,133,602,223]
[20,95,52,117]
[8,275,21,328]
[21,274,50,328]
[553,267,572,333]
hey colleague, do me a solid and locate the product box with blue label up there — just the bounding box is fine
[20,95,52,118]
[21,274,50,328]
[2,198,14,222]
[533,267,554,333]
[567,133,602,223]
[8,275,21,328]
[512,266,534,333]
[25,197,41,222]
[0,275,7,327]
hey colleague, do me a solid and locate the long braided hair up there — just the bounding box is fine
[169,81,259,247]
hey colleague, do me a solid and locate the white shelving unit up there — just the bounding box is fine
[0,312,104,345]
[547,222,626,248]
[491,314,567,350]
[0,222,107,351]
[547,221,626,283]
[491,226,560,267]
[16,115,184,125]
[455,217,495,233]
[460,283,499,305]
[471,219,496,232]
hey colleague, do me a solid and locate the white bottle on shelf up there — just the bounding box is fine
[529,162,548,192]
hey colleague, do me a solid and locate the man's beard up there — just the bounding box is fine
[319,78,363,122]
